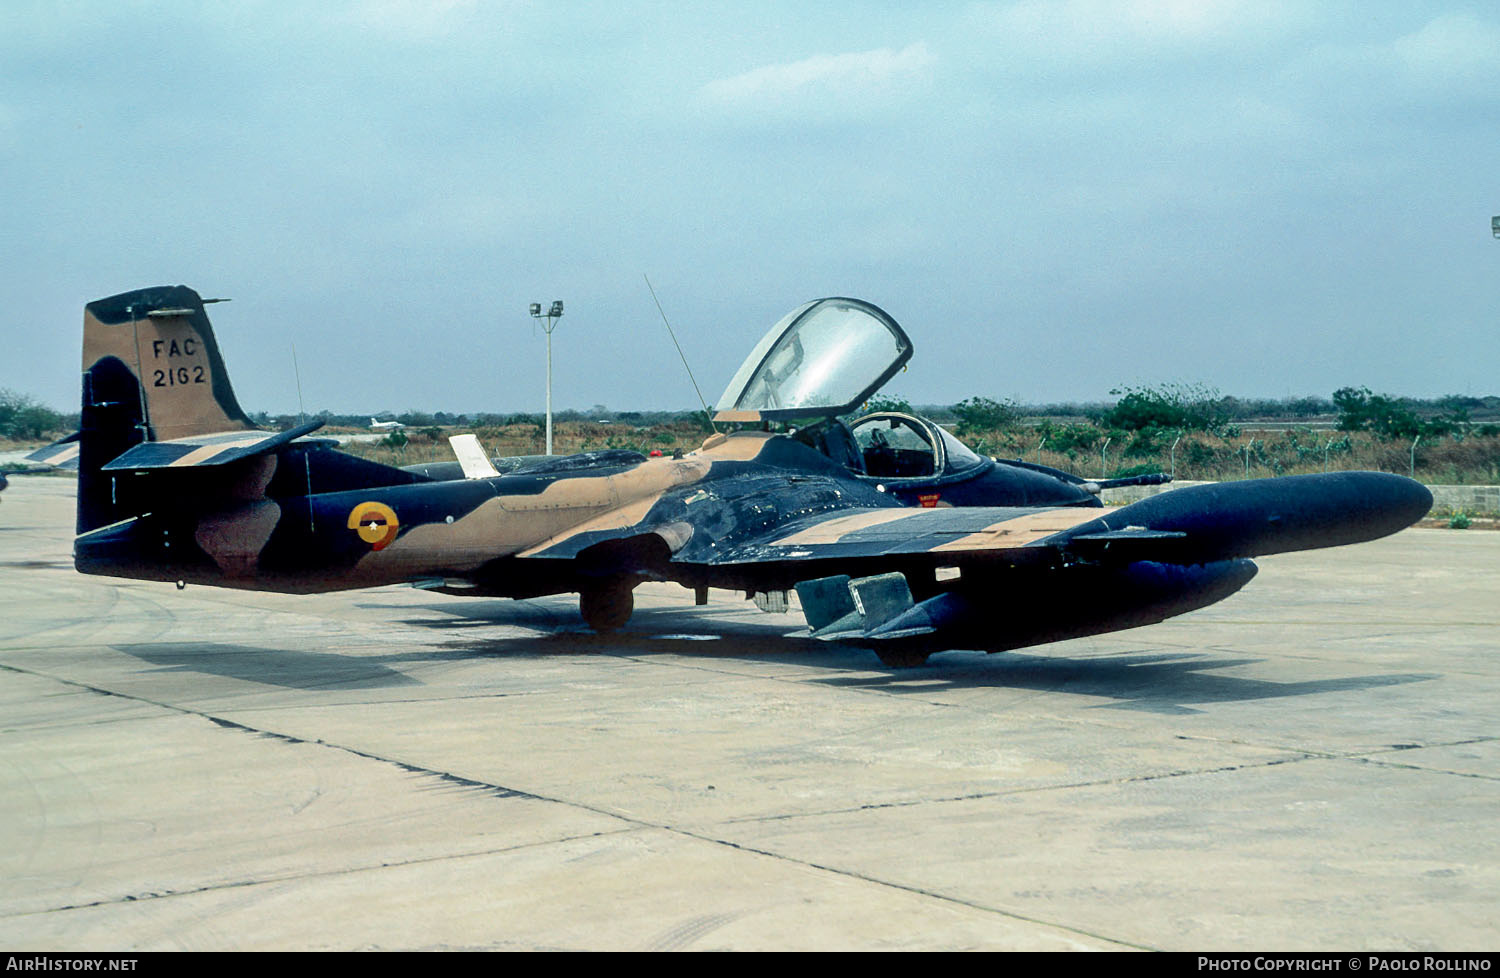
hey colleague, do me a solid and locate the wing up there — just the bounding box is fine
[713,505,1099,561]
[702,470,1430,569]
[745,472,1429,648]
[518,471,1428,651]
[516,470,1428,579]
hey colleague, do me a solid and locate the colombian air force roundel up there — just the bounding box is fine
[347,501,399,551]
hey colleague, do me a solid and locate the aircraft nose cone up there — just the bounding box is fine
[1343,471,1433,535]
[1392,474,1434,523]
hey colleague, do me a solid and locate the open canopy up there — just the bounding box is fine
[713,297,912,423]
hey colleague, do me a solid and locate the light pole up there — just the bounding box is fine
[529,300,564,454]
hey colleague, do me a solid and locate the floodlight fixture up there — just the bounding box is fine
[528,298,566,454]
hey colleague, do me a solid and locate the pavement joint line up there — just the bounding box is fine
[718,753,1322,825]
[1353,755,1500,782]
[643,832,1153,951]
[174,690,554,714]
[0,659,1152,948]
[4,825,645,919]
[1172,731,1500,761]
[716,736,1500,827]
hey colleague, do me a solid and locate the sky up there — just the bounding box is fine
[3,1,1498,417]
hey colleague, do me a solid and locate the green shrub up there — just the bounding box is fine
[862,395,913,415]
[1101,383,1228,433]
[952,396,1019,436]
[0,389,64,440]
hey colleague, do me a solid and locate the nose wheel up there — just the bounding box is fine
[580,580,634,633]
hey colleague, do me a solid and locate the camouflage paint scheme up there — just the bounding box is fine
[65,286,1433,665]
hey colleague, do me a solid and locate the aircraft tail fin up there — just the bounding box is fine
[82,285,255,443]
[76,286,259,533]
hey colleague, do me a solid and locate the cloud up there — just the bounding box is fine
[1392,12,1500,88]
[334,0,486,39]
[699,42,934,115]
[992,0,1244,42]
[1276,9,1500,131]
[966,0,1306,73]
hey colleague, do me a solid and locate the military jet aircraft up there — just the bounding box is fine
[64,286,1430,665]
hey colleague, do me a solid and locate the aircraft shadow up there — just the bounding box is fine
[111,642,424,691]
[819,649,1437,715]
[378,597,855,666]
[106,629,1439,713]
[358,597,1439,715]
[98,580,1445,712]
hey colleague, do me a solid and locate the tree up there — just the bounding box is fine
[861,395,913,415]
[0,389,64,440]
[950,396,1018,436]
[1101,383,1229,433]
[1333,387,1425,439]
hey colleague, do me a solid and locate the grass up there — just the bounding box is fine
[333,420,1500,487]
[337,420,713,468]
[977,425,1500,485]
[16,417,1500,500]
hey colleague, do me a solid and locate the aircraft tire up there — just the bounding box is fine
[581,582,634,633]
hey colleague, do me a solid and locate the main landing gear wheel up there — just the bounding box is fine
[580,582,634,633]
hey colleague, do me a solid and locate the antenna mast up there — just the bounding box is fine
[644,275,718,434]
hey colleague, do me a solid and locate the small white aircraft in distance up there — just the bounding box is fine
[369,417,405,430]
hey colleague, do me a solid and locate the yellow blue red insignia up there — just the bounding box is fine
[347,501,399,551]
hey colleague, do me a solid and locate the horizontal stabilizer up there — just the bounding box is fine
[101,420,326,471]
[26,432,81,470]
